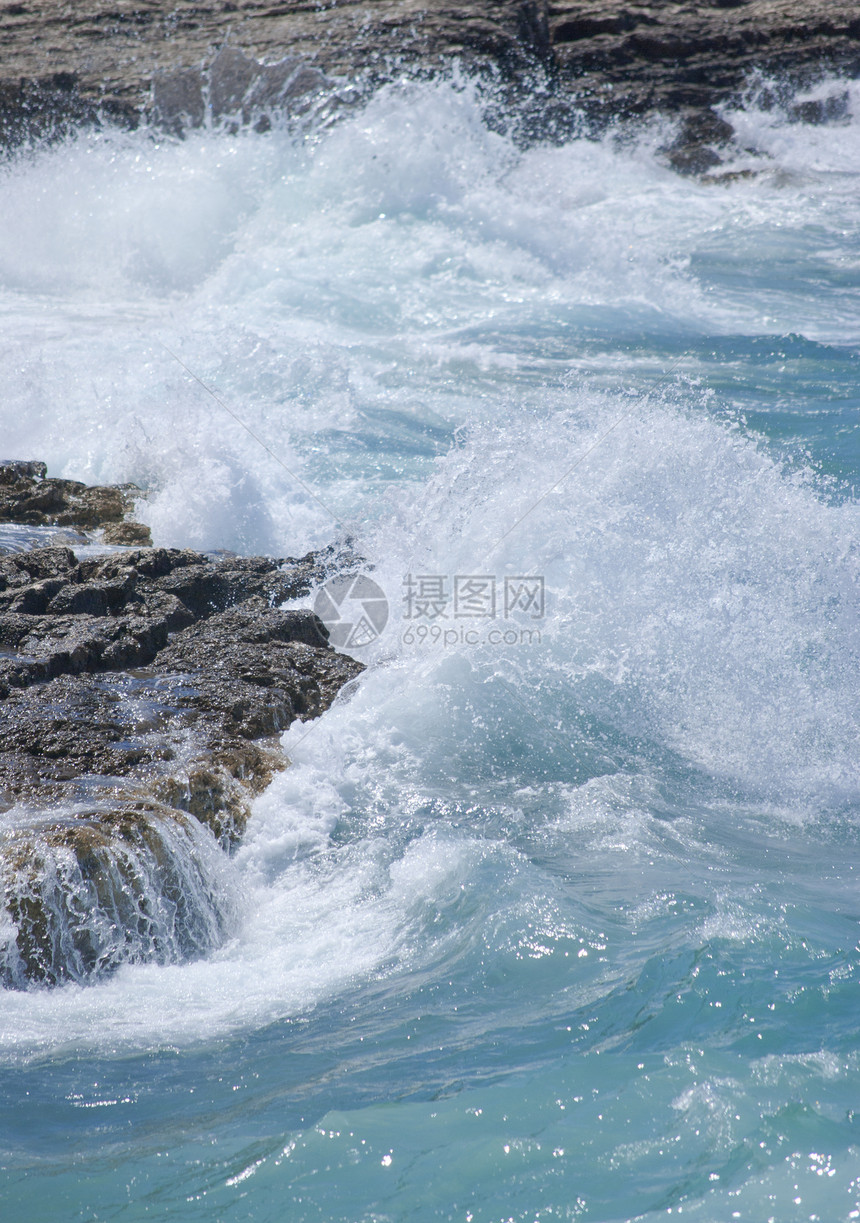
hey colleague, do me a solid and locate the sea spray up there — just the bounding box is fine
[0,70,858,1223]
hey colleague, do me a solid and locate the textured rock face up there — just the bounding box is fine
[547,1,860,116]
[0,469,364,987]
[0,460,153,544]
[0,0,549,143]
[0,551,358,827]
[0,544,334,692]
[0,541,364,986]
[0,1,858,145]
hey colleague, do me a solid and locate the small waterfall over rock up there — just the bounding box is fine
[0,486,364,987]
[0,801,237,987]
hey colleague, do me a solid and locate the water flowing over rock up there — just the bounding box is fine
[0,467,364,987]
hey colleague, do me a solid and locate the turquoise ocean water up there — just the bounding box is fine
[1,71,860,1221]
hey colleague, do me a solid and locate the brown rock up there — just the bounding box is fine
[0,1,858,147]
[102,521,153,546]
[0,470,138,529]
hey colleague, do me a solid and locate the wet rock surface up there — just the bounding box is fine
[0,468,364,986]
[0,2,858,147]
[0,459,151,540]
[0,544,338,691]
[659,105,745,176]
[546,1,860,120]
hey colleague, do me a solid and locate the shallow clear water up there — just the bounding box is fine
[2,72,860,1222]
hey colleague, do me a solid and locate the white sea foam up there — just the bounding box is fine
[1,74,859,1058]
[1,76,856,549]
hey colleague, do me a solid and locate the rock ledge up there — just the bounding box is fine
[0,2,859,146]
[0,465,362,987]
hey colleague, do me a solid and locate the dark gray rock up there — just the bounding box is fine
[0,469,136,529]
[663,106,737,174]
[787,89,851,125]
[0,467,365,987]
[0,460,47,483]
[0,543,341,692]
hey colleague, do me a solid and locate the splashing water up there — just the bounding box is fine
[1,71,860,1223]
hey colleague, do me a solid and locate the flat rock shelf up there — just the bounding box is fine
[0,462,363,988]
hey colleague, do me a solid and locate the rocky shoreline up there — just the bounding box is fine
[0,2,858,150]
[0,461,362,986]
[1,5,858,985]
